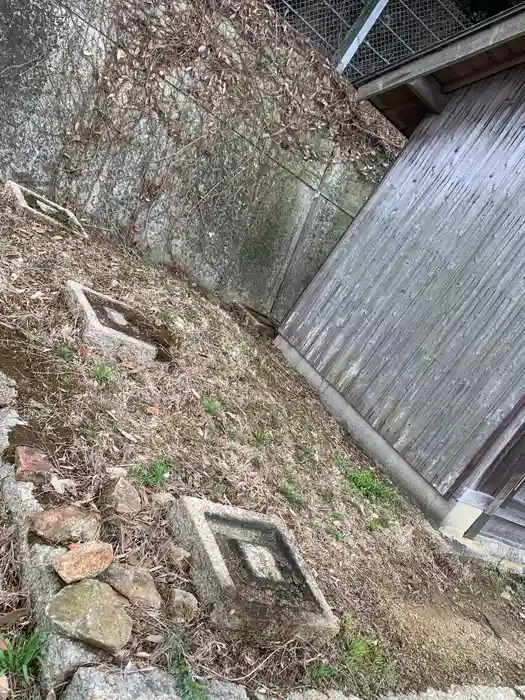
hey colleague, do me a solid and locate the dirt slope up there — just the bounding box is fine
[0,199,525,698]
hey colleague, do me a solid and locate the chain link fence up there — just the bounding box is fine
[271,0,472,82]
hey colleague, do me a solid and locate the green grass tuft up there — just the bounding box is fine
[0,630,43,684]
[132,459,174,487]
[90,361,117,383]
[159,309,176,324]
[278,476,306,510]
[251,428,273,446]
[202,396,223,418]
[345,469,397,504]
[310,662,340,681]
[55,343,76,362]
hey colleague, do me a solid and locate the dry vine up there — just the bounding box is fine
[66,0,403,184]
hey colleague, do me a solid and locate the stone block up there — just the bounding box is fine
[167,588,199,623]
[99,563,162,609]
[53,541,113,583]
[64,281,160,366]
[47,579,133,652]
[102,476,142,515]
[3,181,87,238]
[440,502,484,539]
[30,505,100,543]
[168,496,339,640]
[208,680,248,700]
[0,463,107,691]
[61,665,179,700]
[0,372,17,408]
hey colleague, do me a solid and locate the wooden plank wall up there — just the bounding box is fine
[281,66,525,495]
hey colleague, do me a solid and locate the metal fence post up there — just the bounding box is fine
[333,0,391,73]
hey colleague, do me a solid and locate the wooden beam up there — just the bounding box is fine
[407,76,446,113]
[356,9,525,100]
[445,53,525,92]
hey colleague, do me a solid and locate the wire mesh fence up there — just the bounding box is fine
[270,0,472,82]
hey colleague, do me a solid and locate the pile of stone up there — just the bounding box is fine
[18,446,200,643]
[1,445,199,695]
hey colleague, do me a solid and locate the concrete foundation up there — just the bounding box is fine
[3,181,87,238]
[274,335,451,525]
[168,496,339,640]
[64,281,159,366]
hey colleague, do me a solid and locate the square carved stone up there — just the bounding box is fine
[4,181,87,238]
[65,281,160,366]
[169,496,339,640]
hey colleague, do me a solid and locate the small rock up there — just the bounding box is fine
[99,563,162,609]
[53,541,114,583]
[162,543,191,573]
[106,467,128,479]
[30,506,100,543]
[46,579,132,652]
[208,680,248,700]
[151,491,175,506]
[167,588,198,624]
[15,446,53,484]
[61,665,178,700]
[103,477,142,515]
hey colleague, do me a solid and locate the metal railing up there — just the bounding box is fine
[271,0,472,82]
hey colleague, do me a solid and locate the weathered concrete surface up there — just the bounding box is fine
[169,496,339,640]
[64,281,158,365]
[0,0,387,321]
[3,180,87,236]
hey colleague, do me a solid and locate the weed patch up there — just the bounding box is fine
[345,469,397,505]
[132,459,174,487]
[90,361,117,383]
[0,630,43,684]
[310,662,340,682]
[251,428,273,447]
[202,396,223,418]
[278,476,306,510]
[167,636,209,700]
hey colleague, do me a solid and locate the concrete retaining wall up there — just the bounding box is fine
[0,0,394,320]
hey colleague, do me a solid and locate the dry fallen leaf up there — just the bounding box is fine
[0,608,29,626]
[0,639,7,651]
[116,427,139,443]
[145,634,164,644]
[66,543,83,550]
[44,688,56,700]
[146,406,161,415]
[49,475,77,495]
[106,467,128,479]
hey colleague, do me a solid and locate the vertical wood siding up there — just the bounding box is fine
[281,66,525,494]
